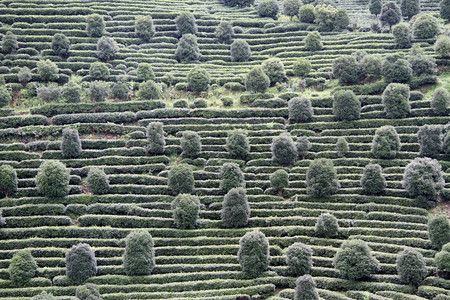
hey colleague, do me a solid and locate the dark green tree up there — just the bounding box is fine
[382,83,411,118]
[257,0,279,19]
[371,125,401,159]
[401,0,420,20]
[245,66,270,93]
[1,31,18,54]
[417,125,442,158]
[226,129,250,160]
[187,66,210,92]
[146,122,165,155]
[286,243,313,276]
[181,131,201,158]
[392,23,412,49]
[215,21,234,42]
[230,39,251,62]
[36,160,70,198]
[171,193,201,229]
[135,16,155,42]
[123,230,155,275]
[304,31,323,51]
[428,215,450,250]
[380,2,402,30]
[86,168,109,195]
[8,250,37,287]
[86,14,105,37]
[369,0,382,16]
[361,164,386,195]
[0,164,18,197]
[65,243,97,283]
[220,163,245,194]
[136,63,155,82]
[306,159,340,198]
[271,132,298,166]
[288,97,313,123]
[283,0,301,20]
[315,213,340,238]
[52,33,71,57]
[168,164,194,195]
[61,128,82,159]
[238,231,270,277]
[221,187,250,228]
[262,58,287,84]
[175,12,197,36]
[294,275,319,300]
[396,248,427,286]
[332,90,360,121]
[175,34,200,62]
[97,37,118,61]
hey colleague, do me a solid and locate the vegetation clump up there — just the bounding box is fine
[361,164,386,195]
[86,168,109,195]
[61,128,82,159]
[168,164,194,195]
[123,230,155,275]
[221,187,250,228]
[36,160,70,198]
[226,130,250,160]
[65,243,97,283]
[0,164,18,197]
[315,213,339,238]
[220,163,245,194]
[306,159,340,198]
[271,132,298,166]
[171,194,201,229]
[286,242,313,276]
[294,275,319,300]
[8,250,38,287]
[238,231,270,277]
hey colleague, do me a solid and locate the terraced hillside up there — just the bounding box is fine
[0,0,450,299]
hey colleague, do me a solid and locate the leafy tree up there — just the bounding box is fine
[65,243,97,283]
[435,242,450,272]
[18,67,32,85]
[332,90,360,121]
[258,0,279,19]
[361,164,386,195]
[215,21,234,42]
[380,2,402,30]
[288,96,313,123]
[61,128,82,159]
[369,0,382,16]
[434,35,450,58]
[382,83,411,118]
[230,39,251,62]
[135,16,155,42]
[136,63,155,82]
[314,4,337,31]
[76,284,103,300]
[220,163,245,194]
[304,31,323,51]
[137,80,160,100]
[296,136,311,159]
[401,0,420,20]
[226,129,250,160]
[393,23,412,49]
[286,243,313,276]
[245,66,270,93]
[294,275,319,300]
[262,58,287,84]
[168,164,194,195]
[299,4,316,23]
[146,122,165,155]
[171,193,201,229]
[382,54,412,83]
[412,14,439,39]
[37,59,59,82]
[315,213,340,238]
[440,0,450,21]
[89,81,110,102]
[431,88,449,116]
[293,58,312,78]
[89,62,109,80]
[111,81,130,100]
[32,292,57,300]
[181,131,201,158]
[175,12,197,36]
[36,160,70,198]
[187,66,210,92]
[409,48,437,76]
[306,159,340,198]
[175,34,200,62]
[336,137,349,158]
[0,165,18,197]
[396,248,427,286]
[417,125,442,158]
[86,14,105,37]
[8,250,37,287]
[270,169,289,192]
[37,86,62,102]
[1,31,18,53]
[222,187,250,228]
[0,86,11,108]
[222,0,254,7]
[86,168,109,195]
[63,82,82,103]
[335,9,350,29]
[371,125,401,159]
[123,230,155,275]
[52,33,70,57]
[97,37,118,61]
[271,132,298,166]
[360,54,382,80]
[428,215,450,250]
[238,231,270,277]
[283,0,301,20]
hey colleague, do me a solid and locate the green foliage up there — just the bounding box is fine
[0,164,17,197]
[360,54,382,80]
[37,85,62,102]
[223,0,254,7]
[187,66,210,92]
[417,125,442,158]
[76,283,103,300]
[36,160,70,198]
[230,39,251,62]
[286,243,313,276]
[65,243,97,283]
[52,33,70,57]
[226,129,250,160]
[32,292,57,300]
[435,242,450,271]
[220,163,245,194]
[1,31,18,54]
[86,14,105,37]
[371,125,401,159]
[8,250,37,287]
[0,209,5,228]
[18,67,32,84]
[361,164,386,195]
[283,0,301,19]
[396,248,427,286]
[440,0,450,21]
[304,31,323,51]
[392,23,411,49]
[63,82,82,103]
[86,167,109,195]
[258,0,279,19]
[382,83,410,118]
[175,34,200,63]
[299,4,316,23]
[89,62,109,80]
[444,130,450,156]
[428,215,450,250]
[245,66,270,93]
[222,187,250,228]
[171,193,201,229]
[315,213,339,238]
[315,5,349,31]
[136,63,155,82]
[336,137,349,158]
[215,21,234,42]
[335,9,350,29]
[369,0,382,16]
[0,86,11,108]
[181,131,201,158]
[270,169,289,192]
[332,90,360,120]
[296,136,311,159]
[262,58,287,84]
[238,231,270,277]
[431,88,449,116]
[333,239,380,281]
[137,80,160,100]
[168,164,194,195]
[382,54,412,83]
[306,159,340,198]
[89,81,110,102]
[401,0,420,19]
[61,128,82,159]
[294,275,319,300]
[111,81,130,100]
[123,230,155,276]
[135,16,155,42]
[288,96,313,123]
[146,122,165,155]
[293,58,311,78]
[412,14,439,39]
[380,2,402,29]
[97,37,118,61]
[408,50,437,76]
[435,35,450,58]
[37,59,59,82]
[271,132,298,166]
[175,12,197,36]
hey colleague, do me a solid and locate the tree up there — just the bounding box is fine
[361,164,386,195]
[230,39,251,62]
[336,137,349,158]
[86,14,105,37]
[333,239,380,280]
[304,31,323,51]
[222,187,250,228]
[181,131,201,158]
[288,97,313,123]
[86,168,109,195]
[306,159,340,198]
[63,82,82,103]
[61,128,82,159]
[89,81,110,102]
[36,160,70,198]
[123,230,155,275]
[1,31,18,54]
[382,83,410,118]
[440,0,450,21]
[417,125,442,158]
[111,81,130,100]
[0,86,11,108]
[299,4,316,23]
[135,16,155,42]
[215,21,234,42]
[262,58,287,84]
[409,50,437,76]
[369,0,382,16]
[175,12,197,36]
[332,90,360,121]
[270,169,289,193]
[258,0,279,19]
[187,66,210,92]
[428,215,450,250]
[8,250,37,287]
[175,34,200,63]
[220,163,245,194]
[37,86,62,102]
[65,243,97,283]
[393,23,412,49]
[431,88,449,116]
[380,2,402,30]
[136,63,155,82]
[32,292,57,300]
[226,129,250,160]
[296,136,311,159]
[396,248,427,286]
[335,9,350,30]
[52,33,70,57]
[146,122,165,155]
[315,213,340,238]
[245,67,270,93]
[171,193,201,229]
[0,164,17,197]
[371,125,401,159]
[89,62,109,80]
[434,35,450,58]
[168,164,194,195]
[283,0,301,20]
[37,59,59,82]
[286,242,313,276]
[382,54,412,83]
[435,242,450,272]
[401,0,420,20]
[360,54,382,80]
[76,284,103,300]
[271,132,298,166]
[293,58,312,78]
[314,5,349,31]
[137,80,160,100]
[412,14,439,39]
[238,231,270,277]
[222,0,254,7]
[294,275,319,300]
[18,67,32,85]
[97,37,118,61]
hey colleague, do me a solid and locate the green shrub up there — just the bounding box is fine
[335,9,350,29]
[360,54,382,80]
[63,82,82,103]
[314,4,348,31]
[86,14,105,37]
[171,193,201,229]
[271,132,298,166]
[146,122,165,155]
[0,164,17,197]
[187,66,210,92]
[441,0,450,20]
[361,164,386,195]
[262,58,287,84]
[293,58,311,78]
[382,83,410,118]
[335,137,349,158]
[409,52,437,77]
[296,136,311,159]
[1,31,18,54]
[31,292,56,300]
[0,86,11,108]
[135,16,155,42]
[304,31,323,51]
[371,125,401,159]
[176,12,197,36]
[123,230,155,275]
[444,130,450,156]
[8,250,37,287]
[52,33,70,57]
[215,21,234,42]
[226,129,250,160]
[396,248,427,286]
[258,0,279,19]
[37,85,62,102]
[61,128,82,159]
[223,0,254,7]
[428,215,450,250]
[174,99,188,108]
[245,66,270,93]
[283,0,301,19]
[76,283,102,300]
[230,39,251,62]
[137,80,160,100]
[380,2,401,29]
[286,242,313,276]
[333,239,380,281]
[294,275,319,300]
[332,90,360,120]
[97,37,118,61]
[238,231,270,277]
[222,97,234,107]
[435,242,450,271]
[315,213,339,238]
[288,96,313,123]
[192,98,207,108]
[299,4,315,23]
[392,23,412,49]
[36,160,70,198]
[65,243,97,283]
[435,35,450,58]
[369,0,382,16]
[111,81,130,100]
[168,164,194,195]
[181,131,201,158]
[89,81,110,102]
[270,169,289,192]
[418,125,442,158]
[306,159,340,198]
[401,0,420,19]
[18,67,32,84]
[220,163,245,194]
[431,88,449,116]
[136,63,155,82]
[412,14,439,39]
[37,59,59,82]
[175,34,200,63]
[382,55,412,83]
[86,168,109,195]
[222,187,250,228]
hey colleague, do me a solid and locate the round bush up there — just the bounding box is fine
[215,21,234,42]
[0,86,11,108]
[18,67,32,84]
[36,160,70,198]
[175,12,197,36]
[245,66,270,93]
[435,242,450,271]
[220,163,245,194]
[137,80,160,100]
[136,63,155,82]
[270,169,289,192]
[315,213,339,238]
[431,88,449,116]
[97,37,118,61]
[334,137,349,158]
[396,248,427,286]
[371,125,401,159]
[86,14,105,37]
[226,129,250,160]
[304,31,323,51]
[262,58,287,84]
[175,34,200,63]
[230,39,251,62]
[293,58,311,78]
[288,96,313,123]
[221,97,233,107]
[0,164,17,197]
[223,0,254,7]
[8,250,37,287]
[52,33,70,57]
[418,125,442,158]
[382,83,410,118]
[2,31,18,54]
[63,82,82,103]
[393,23,412,49]
[76,284,102,300]
[428,215,450,250]
[412,14,439,39]
[89,81,110,102]
[258,0,279,19]
[37,59,59,82]
[61,128,82,159]
[65,243,97,283]
[135,16,155,42]
[299,4,316,23]
[271,132,298,166]
[333,239,380,281]
[401,0,420,19]
[382,54,412,83]
[222,187,250,228]
[409,52,437,77]
[286,242,313,276]
[380,2,402,29]
[86,167,109,195]
[180,131,201,158]
[171,193,201,229]
[32,292,57,300]
[168,164,194,195]
[306,159,340,198]
[360,54,382,79]
[296,136,311,159]
[283,0,301,19]
[123,230,155,275]
[111,81,130,100]
[294,275,319,300]
[187,66,210,92]
[361,164,386,195]
[146,122,165,155]
[332,90,360,121]
[237,231,270,277]
[435,35,450,58]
